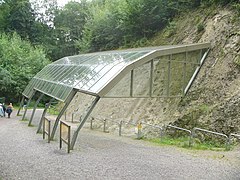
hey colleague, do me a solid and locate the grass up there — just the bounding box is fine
[48,108,59,115]
[146,136,231,151]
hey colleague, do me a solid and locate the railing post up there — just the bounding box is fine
[119,121,122,136]
[72,113,74,123]
[90,118,93,130]
[103,119,106,132]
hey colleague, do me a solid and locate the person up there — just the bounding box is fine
[23,99,27,110]
[0,104,4,117]
[6,103,13,118]
[2,103,6,117]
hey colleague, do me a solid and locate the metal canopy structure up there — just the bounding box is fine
[21,42,210,150]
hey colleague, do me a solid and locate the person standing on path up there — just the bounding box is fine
[2,103,6,117]
[0,104,4,117]
[6,103,13,118]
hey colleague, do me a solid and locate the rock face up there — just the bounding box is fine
[66,7,240,136]
[169,8,240,134]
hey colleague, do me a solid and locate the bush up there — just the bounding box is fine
[197,23,204,33]
[0,33,50,102]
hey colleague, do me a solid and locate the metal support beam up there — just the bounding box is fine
[166,55,172,96]
[50,90,77,140]
[28,93,44,126]
[17,96,25,116]
[184,49,210,95]
[130,70,134,97]
[150,60,154,97]
[22,90,36,121]
[37,99,54,133]
[70,96,100,150]
[182,51,187,95]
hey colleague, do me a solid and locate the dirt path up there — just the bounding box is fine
[0,109,239,180]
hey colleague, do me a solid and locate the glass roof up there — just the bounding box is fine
[23,49,153,101]
[22,43,210,102]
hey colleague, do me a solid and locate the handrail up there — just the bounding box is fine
[229,133,240,145]
[193,127,230,149]
[141,122,164,140]
[230,133,240,138]
[89,118,236,150]
[167,125,192,146]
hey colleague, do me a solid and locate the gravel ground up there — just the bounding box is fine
[0,109,239,180]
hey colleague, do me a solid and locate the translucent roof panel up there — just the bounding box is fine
[22,43,210,102]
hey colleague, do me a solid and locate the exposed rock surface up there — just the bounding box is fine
[65,7,240,136]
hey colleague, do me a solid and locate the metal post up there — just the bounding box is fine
[70,96,100,150]
[72,113,74,123]
[167,55,172,96]
[37,99,53,133]
[50,90,77,141]
[184,49,210,95]
[17,96,25,116]
[119,121,122,136]
[103,119,106,132]
[150,60,154,97]
[43,117,45,140]
[22,90,36,121]
[60,122,62,149]
[68,126,71,153]
[28,93,44,126]
[182,51,187,95]
[47,119,51,143]
[130,70,134,97]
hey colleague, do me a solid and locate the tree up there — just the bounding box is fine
[0,33,50,102]
[52,0,89,59]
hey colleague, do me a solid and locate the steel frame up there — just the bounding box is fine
[28,93,44,126]
[50,90,77,140]
[70,96,100,150]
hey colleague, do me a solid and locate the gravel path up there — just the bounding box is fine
[0,109,239,180]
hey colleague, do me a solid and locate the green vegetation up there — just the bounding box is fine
[0,33,50,102]
[197,23,205,33]
[0,0,239,103]
[147,136,231,151]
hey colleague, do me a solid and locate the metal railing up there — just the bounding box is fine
[167,125,192,146]
[60,121,71,153]
[89,119,237,150]
[192,127,230,149]
[43,117,51,143]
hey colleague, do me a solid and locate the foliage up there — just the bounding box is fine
[52,0,89,59]
[1,0,238,58]
[197,23,205,33]
[147,136,230,151]
[0,33,50,102]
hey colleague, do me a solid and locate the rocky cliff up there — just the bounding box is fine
[66,6,240,136]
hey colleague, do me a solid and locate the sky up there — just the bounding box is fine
[57,0,80,7]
